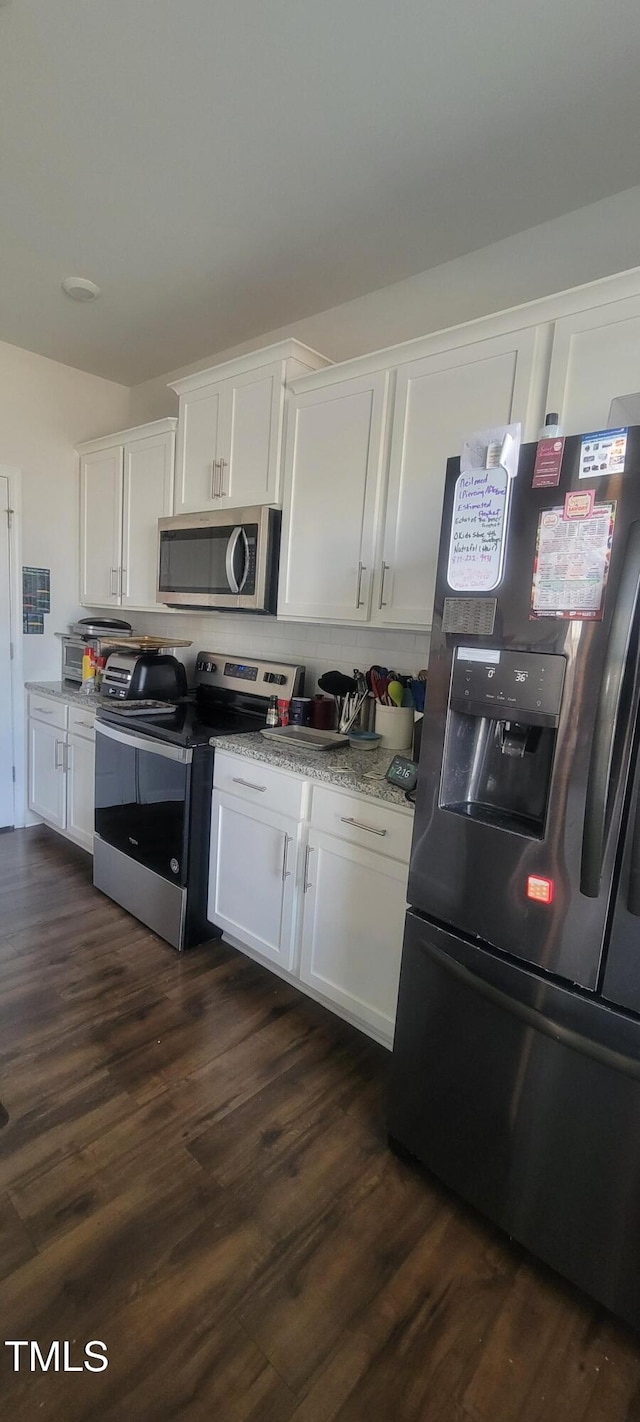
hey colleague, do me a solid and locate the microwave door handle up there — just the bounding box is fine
[225,526,243,594]
[581,520,640,898]
[238,529,250,593]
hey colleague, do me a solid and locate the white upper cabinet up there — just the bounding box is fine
[278,370,389,622]
[121,429,174,608]
[78,419,176,610]
[278,328,540,627]
[375,329,539,628]
[546,294,640,435]
[169,340,330,515]
[80,446,123,606]
[171,377,225,513]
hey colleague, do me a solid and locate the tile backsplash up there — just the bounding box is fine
[125,610,431,694]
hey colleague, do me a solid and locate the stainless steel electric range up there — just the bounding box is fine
[93,653,304,950]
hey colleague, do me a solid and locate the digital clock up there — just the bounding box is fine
[385,754,419,792]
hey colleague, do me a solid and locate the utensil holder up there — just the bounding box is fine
[374,703,414,750]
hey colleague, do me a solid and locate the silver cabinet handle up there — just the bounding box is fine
[54,739,64,770]
[218,459,227,496]
[355,561,366,608]
[379,561,390,609]
[211,459,218,499]
[35,706,53,716]
[303,843,314,893]
[340,816,387,837]
[63,741,70,774]
[110,567,119,596]
[232,776,267,792]
[281,832,291,881]
[119,567,125,598]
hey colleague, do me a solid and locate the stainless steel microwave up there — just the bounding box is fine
[157,506,281,613]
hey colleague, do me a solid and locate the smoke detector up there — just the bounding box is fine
[61,277,101,302]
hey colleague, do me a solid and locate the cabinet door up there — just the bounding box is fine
[217,361,284,508]
[28,720,66,828]
[299,827,408,1044]
[375,330,538,628]
[208,790,298,970]
[546,296,640,435]
[65,731,95,853]
[121,430,175,609]
[278,371,389,621]
[173,381,225,514]
[80,447,123,605]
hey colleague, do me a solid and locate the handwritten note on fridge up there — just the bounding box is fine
[447,467,511,592]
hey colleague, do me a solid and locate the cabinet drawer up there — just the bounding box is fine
[68,705,96,740]
[310,784,413,863]
[213,752,307,820]
[29,694,68,730]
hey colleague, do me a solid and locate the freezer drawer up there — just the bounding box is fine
[389,911,640,1331]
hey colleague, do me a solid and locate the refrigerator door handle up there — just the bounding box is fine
[627,794,640,917]
[422,936,640,1081]
[581,520,640,899]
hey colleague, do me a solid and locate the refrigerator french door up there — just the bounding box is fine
[389,425,640,1330]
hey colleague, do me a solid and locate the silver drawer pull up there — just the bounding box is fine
[303,843,314,893]
[232,776,267,792]
[340,816,387,837]
[281,832,291,881]
[35,706,53,715]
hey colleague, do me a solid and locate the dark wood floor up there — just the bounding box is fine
[0,830,640,1420]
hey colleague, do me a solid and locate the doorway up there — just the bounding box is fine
[0,474,16,828]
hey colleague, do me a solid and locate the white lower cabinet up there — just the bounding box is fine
[28,696,95,853]
[208,753,410,1045]
[65,732,95,853]
[208,790,299,971]
[299,827,407,1044]
[28,718,66,829]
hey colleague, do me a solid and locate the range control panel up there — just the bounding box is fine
[194,652,304,701]
[450,647,566,726]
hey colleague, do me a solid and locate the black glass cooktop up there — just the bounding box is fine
[96,696,263,747]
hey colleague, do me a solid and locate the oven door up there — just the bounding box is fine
[95,722,193,885]
[156,506,274,611]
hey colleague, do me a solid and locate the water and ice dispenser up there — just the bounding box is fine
[439,648,566,838]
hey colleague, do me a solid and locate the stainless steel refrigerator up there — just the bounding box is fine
[389,426,640,1330]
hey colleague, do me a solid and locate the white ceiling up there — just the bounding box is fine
[2,0,640,386]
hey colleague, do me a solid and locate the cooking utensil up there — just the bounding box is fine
[370,669,390,705]
[318,671,357,697]
[411,678,426,713]
[388,680,404,707]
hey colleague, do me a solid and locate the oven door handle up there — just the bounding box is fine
[225,526,243,595]
[96,720,193,764]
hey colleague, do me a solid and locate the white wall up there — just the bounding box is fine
[0,338,130,682]
[128,184,640,424]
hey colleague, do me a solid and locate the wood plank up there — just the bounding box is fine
[0,825,640,1422]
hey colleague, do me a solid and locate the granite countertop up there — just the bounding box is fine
[26,680,99,710]
[210,730,415,810]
